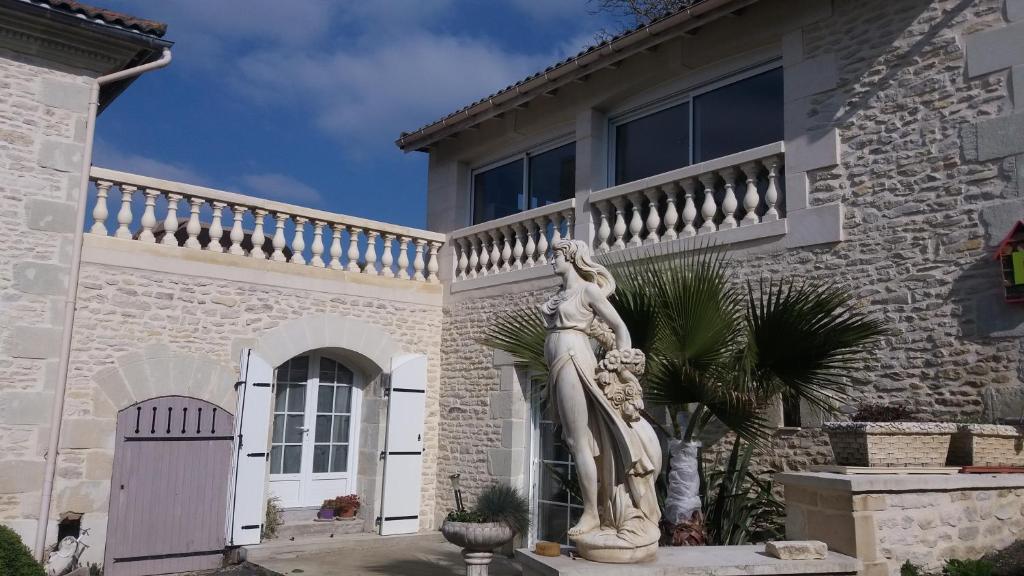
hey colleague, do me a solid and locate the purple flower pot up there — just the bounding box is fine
[317,507,335,521]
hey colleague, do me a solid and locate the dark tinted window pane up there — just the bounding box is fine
[317,385,334,413]
[286,384,305,412]
[283,445,302,474]
[693,67,783,162]
[270,446,282,474]
[537,502,568,544]
[331,445,349,472]
[473,160,523,224]
[313,445,329,473]
[335,386,351,414]
[529,143,575,208]
[315,415,332,442]
[615,102,689,185]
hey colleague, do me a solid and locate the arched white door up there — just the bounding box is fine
[267,352,362,508]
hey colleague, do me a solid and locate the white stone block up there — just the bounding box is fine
[765,540,828,560]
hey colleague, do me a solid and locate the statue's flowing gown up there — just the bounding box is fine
[541,286,661,547]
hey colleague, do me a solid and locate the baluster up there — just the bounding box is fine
[185,197,203,249]
[208,202,225,252]
[413,239,426,281]
[310,221,326,267]
[346,227,362,272]
[681,179,698,237]
[228,205,246,255]
[628,192,643,247]
[533,219,548,265]
[763,156,780,222]
[250,209,267,257]
[270,212,288,261]
[662,183,679,241]
[611,198,627,250]
[550,212,562,248]
[489,230,501,274]
[698,173,719,234]
[290,217,306,264]
[468,236,480,278]
[139,189,159,243]
[329,224,344,269]
[363,231,378,274]
[477,233,491,275]
[564,209,574,240]
[456,238,469,279]
[719,167,738,230]
[740,161,761,226]
[523,222,537,267]
[644,188,661,244]
[595,201,611,253]
[116,185,136,239]
[381,234,396,277]
[90,180,112,235]
[500,227,513,272]
[397,236,411,280]
[427,241,441,283]
[511,226,524,270]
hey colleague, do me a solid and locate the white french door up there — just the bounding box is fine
[268,353,362,508]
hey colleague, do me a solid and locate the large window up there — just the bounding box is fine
[613,66,783,185]
[472,142,575,224]
[532,391,582,545]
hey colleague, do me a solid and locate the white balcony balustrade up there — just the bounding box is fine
[88,167,445,283]
[589,142,784,253]
[450,199,575,281]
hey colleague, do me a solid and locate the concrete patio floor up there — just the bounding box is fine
[242,533,522,576]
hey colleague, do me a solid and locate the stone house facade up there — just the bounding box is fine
[1,0,1024,573]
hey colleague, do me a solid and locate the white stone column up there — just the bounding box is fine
[228,205,246,255]
[644,188,661,244]
[381,234,396,277]
[185,197,204,250]
[740,161,761,226]
[291,217,307,264]
[310,221,326,267]
[697,173,718,234]
[270,212,288,261]
[115,185,136,239]
[680,178,697,237]
[595,201,611,253]
[763,156,780,222]
[719,166,738,230]
[347,227,362,272]
[250,209,268,257]
[90,180,112,235]
[611,197,627,250]
[413,239,426,281]
[534,218,549,265]
[468,236,480,278]
[477,233,491,275]
[427,241,441,283]
[662,183,679,241]
[363,230,378,274]
[139,189,159,243]
[397,236,411,280]
[208,202,225,252]
[329,224,344,269]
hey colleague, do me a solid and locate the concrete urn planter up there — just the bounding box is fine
[441,521,514,576]
[949,424,1024,467]
[824,422,957,467]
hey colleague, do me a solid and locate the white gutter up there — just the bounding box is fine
[34,47,173,559]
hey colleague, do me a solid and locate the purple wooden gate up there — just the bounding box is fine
[104,396,235,576]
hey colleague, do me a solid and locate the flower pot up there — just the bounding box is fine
[949,424,1024,467]
[336,507,358,519]
[440,521,514,552]
[316,508,335,521]
[824,422,957,467]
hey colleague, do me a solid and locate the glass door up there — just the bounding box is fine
[530,390,583,546]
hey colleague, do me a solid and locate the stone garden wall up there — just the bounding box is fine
[779,472,1024,576]
[51,244,444,564]
[433,0,1024,515]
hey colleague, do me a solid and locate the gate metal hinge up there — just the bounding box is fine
[379,451,385,460]
[374,516,382,527]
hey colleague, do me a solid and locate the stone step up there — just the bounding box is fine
[245,531,445,563]
[280,506,320,524]
[272,517,365,542]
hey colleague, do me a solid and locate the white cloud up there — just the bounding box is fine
[240,173,324,205]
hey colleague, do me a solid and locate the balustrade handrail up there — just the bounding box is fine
[90,167,445,243]
[589,141,785,204]
[449,198,575,240]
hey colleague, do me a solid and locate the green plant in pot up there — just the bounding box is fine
[442,484,530,574]
[334,494,360,519]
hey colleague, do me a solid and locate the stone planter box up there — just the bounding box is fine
[949,424,1024,467]
[824,422,957,467]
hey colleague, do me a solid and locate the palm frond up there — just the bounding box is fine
[744,278,888,412]
[480,307,549,378]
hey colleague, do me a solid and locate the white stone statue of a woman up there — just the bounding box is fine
[541,239,662,563]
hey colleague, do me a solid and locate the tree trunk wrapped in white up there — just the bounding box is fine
[663,439,702,525]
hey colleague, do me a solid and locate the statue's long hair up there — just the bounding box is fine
[552,239,615,298]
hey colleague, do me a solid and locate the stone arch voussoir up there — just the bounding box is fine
[251,314,403,373]
[93,346,237,412]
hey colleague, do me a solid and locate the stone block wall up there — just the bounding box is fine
[0,37,100,546]
[779,472,1024,576]
[51,254,443,564]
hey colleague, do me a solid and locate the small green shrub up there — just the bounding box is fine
[445,509,484,523]
[261,496,283,540]
[852,402,918,422]
[474,484,530,535]
[901,560,923,576]
[0,524,45,576]
[943,559,993,576]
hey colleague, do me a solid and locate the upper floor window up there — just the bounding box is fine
[613,66,783,186]
[472,141,575,224]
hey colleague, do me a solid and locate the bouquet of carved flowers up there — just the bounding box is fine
[596,348,646,423]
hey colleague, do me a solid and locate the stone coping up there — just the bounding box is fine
[514,545,860,576]
[822,422,958,434]
[775,472,1024,494]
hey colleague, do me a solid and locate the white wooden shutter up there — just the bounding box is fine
[226,349,273,546]
[379,354,427,535]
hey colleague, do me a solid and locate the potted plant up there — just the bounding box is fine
[441,484,529,573]
[334,494,360,519]
[316,498,336,521]
[949,422,1024,468]
[824,403,957,467]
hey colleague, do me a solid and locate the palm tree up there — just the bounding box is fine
[483,247,886,541]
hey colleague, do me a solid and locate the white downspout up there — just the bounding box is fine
[33,48,173,559]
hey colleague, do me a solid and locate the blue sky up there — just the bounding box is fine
[94,1,620,229]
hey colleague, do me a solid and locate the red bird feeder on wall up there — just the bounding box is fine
[994,220,1024,303]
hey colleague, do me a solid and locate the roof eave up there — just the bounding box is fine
[395,0,758,153]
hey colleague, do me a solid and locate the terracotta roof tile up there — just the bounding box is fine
[28,0,166,38]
